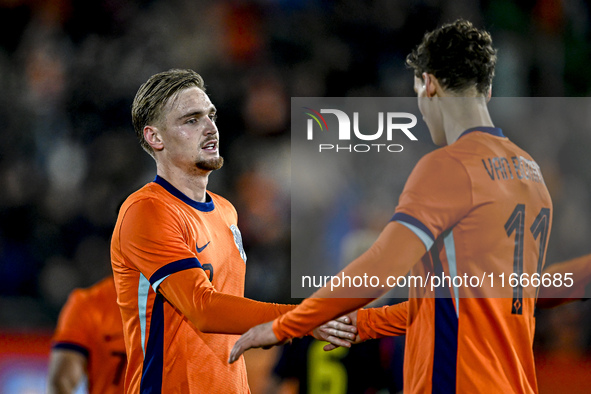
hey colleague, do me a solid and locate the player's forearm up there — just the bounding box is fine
[272,297,373,341]
[159,271,295,334]
[271,244,392,340]
[356,302,408,340]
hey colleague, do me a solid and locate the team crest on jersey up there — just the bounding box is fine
[230,224,247,263]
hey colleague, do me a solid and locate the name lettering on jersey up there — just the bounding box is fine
[304,107,418,153]
[482,155,544,183]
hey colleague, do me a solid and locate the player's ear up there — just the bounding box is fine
[144,125,164,152]
[486,85,492,103]
[422,72,439,98]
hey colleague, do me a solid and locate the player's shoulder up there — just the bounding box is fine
[449,129,530,158]
[86,276,117,300]
[120,180,237,219]
[419,129,530,169]
[65,287,90,306]
[208,190,232,207]
[123,181,168,206]
[68,277,117,305]
[447,131,499,155]
[119,182,177,219]
[413,145,463,173]
[208,190,237,216]
[61,285,99,317]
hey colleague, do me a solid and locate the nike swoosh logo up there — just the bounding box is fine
[196,241,210,253]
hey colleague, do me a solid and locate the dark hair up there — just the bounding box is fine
[132,69,205,156]
[406,19,497,94]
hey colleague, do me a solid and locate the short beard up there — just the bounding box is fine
[196,156,224,171]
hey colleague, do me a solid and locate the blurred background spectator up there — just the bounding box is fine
[0,0,590,393]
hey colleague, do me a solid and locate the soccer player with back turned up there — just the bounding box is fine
[111,69,352,393]
[230,20,553,394]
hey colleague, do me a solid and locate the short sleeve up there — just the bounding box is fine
[392,149,472,250]
[52,290,93,357]
[118,198,201,287]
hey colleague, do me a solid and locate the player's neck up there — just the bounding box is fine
[156,164,210,203]
[442,97,494,144]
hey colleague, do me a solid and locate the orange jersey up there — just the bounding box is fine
[274,128,552,394]
[112,176,292,393]
[52,277,126,394]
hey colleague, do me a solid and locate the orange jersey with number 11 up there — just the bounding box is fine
[52,277,126,394]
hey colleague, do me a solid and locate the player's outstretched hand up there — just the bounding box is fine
[312,314,358,350]
[228,321,279,364]
[320,310,361,351]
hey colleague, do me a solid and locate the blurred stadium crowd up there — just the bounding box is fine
[1,0,591,391]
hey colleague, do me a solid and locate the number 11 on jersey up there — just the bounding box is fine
[504,204,551,315]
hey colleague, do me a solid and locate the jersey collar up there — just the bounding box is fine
[154,175,215,212]
[458,126,505,139]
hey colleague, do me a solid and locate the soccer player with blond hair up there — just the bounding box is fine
[111,69,351,393]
